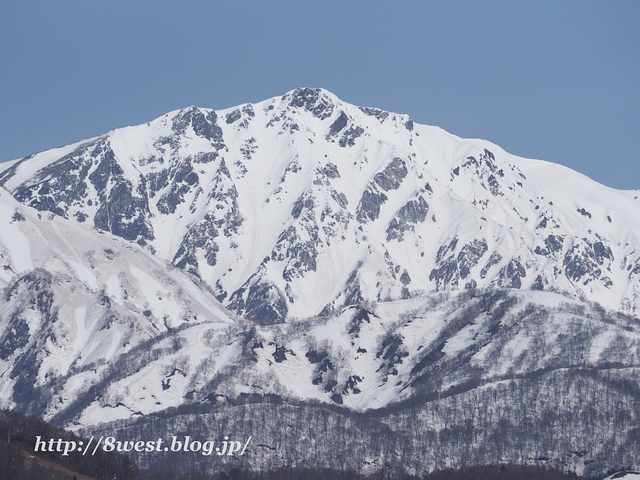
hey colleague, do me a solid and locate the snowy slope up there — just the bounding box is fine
[0,186,233,418]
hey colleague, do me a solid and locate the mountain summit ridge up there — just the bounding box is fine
[2,87,639,323]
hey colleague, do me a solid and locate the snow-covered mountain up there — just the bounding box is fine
[3,88,640,323]
[1,88,640,477]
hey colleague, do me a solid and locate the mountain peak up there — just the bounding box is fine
[2,88,640,323]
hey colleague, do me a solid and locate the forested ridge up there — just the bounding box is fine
[140,464,586,480]
[0,409,599,480]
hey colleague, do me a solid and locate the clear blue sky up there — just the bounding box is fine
[1,1,638,189]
